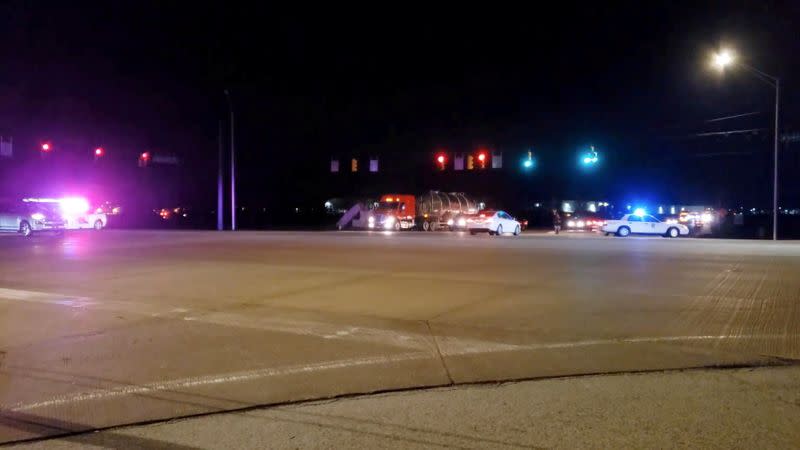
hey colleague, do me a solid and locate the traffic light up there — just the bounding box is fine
[40,142,53,159]
[94,147,104,161]
[522,150,534,169]
[435,152,446,170]
[581,146,599,165]
[138,151,150,167]
[467,154,474,170]
[351,158,358,172]
[476,151,487,169]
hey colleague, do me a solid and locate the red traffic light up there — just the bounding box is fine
[41,143,51,152]
[476,151,488,168]
[435,152,447,170]
[138,151,151,167]
[95,147,104,156]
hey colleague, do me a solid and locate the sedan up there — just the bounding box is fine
[466,210,522,236]
[0,200,65,237]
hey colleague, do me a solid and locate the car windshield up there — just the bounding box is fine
[3,4,798,448]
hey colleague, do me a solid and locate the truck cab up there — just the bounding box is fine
[368,194,416,230]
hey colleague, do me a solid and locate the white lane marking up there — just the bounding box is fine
[439,333,800,355]
[6,351,428,412]
[192,312,434,350]
[7,332,797,413]
[0,288,92,305]
[0,287,434,351]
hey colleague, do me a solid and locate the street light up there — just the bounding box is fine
[711,48,780,240]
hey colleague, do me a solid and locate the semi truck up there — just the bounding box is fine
[352,191,480,231]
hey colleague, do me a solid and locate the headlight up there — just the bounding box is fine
[446,219,454,226]
[576,220,585,228]
[368,216,375,223]
[567,220,576,227]
[457,218,466,227]
[31,213,45,221]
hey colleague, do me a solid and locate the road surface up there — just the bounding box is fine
[1,230,799,443]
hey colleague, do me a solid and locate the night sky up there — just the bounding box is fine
[1,1,799,216]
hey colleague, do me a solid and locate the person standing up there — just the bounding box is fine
[552,209,562,234]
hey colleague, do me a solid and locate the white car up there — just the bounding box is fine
[601,214,689,238]
[64,212,107,230]
[466,210,522,236]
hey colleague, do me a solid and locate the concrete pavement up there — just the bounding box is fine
[8,365,800,449]
[1,230,799,443]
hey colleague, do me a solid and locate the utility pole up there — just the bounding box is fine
[217,120,224,231]
[224,89,236,231]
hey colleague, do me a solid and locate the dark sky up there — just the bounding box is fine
[1,1,799,210]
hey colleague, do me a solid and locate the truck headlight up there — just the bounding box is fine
[368,216,375,223]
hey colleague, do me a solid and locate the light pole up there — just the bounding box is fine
[224,89,236,231]
[712,49,780,240]
[217,120,224,231]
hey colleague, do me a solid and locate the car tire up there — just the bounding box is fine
[94,220,104,231]
[514,225,521,236]
[617,226,630,237]
[667,227,679,238]
[496,224,503,236]
[19,221,32,237]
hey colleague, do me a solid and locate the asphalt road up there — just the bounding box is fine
[1,230,799,444]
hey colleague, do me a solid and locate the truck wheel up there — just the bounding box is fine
[422,221,431,231]
[393,221,401,231]
[431,222,439,232]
